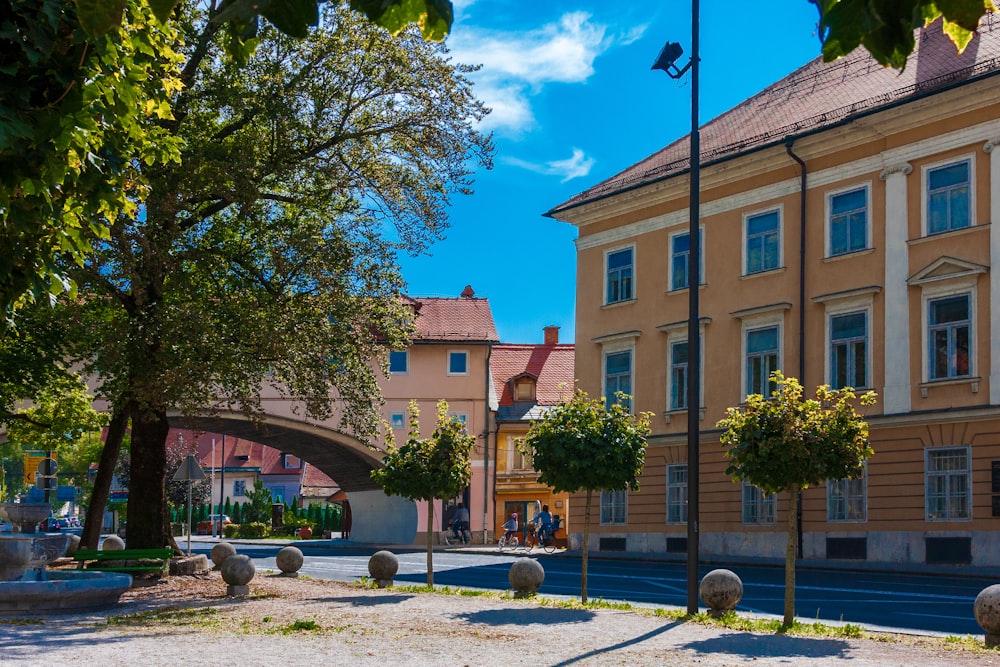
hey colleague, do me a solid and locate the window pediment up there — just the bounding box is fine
[907,256,988,286]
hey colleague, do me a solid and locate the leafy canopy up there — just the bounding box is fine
[371,401,474,503]
[718,372,876,496]
[812,0,994,69]
[525,389,650,495]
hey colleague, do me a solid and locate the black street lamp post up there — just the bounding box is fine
[651,0,700,616]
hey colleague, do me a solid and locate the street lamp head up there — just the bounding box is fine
[651,41,691,79]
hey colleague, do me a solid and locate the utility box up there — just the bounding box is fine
[271,503,284,531]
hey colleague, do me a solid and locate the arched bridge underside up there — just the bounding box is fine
[169,412,416,544]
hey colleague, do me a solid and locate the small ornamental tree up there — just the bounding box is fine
[371,400,474,586]
[718,372,876,626]
[524,389,651,603]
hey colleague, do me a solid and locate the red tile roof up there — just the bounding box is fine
[548,20,1000,215]
[491,343,575,406]
[407,291,499,342]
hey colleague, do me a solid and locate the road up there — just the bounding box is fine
[188,542,987,637]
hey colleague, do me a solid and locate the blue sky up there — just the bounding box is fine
[397,0,827,344]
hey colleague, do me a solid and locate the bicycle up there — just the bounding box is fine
[536,519,562,554]
[497,532,520,551]
[443,523,471,546]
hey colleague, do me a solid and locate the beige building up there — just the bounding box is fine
[548,22,1000,566]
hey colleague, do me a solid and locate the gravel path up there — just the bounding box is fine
[0,570,995,666]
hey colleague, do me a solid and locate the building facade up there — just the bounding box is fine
[548,22,1000,567]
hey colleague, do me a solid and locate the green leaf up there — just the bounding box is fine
[75,0,127,36]
[148,0,181,24]
[351,0,454,41]
[262,0,320,38]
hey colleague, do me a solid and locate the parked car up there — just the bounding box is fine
[0,519,12,533]
[196,514,232,535]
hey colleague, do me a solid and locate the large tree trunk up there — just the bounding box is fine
[128,405,177,551]
[581,489,592,604]
[784,485,799,626]
[426,501,434,586]
[81,400,131,549]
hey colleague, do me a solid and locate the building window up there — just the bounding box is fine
[927,160,971,234]
[666,464,688,524]
[514,378,536,402]
[389,412,405,429]
[925,446,971,520]
[828,187,868,256]
[281,453,300,469]
[669,228,703,291]
[827,469,867,522]
[448,350,469,375]
[507,436,532,471]
[928,293,971,380]
[600,490,627,525]
[448,412,468,430]
[742,482,776,524]
[233,480,246,497]
[669,340,688,410]
[830,311,867,389]
[389,350,408,374]
[606,247,634,304]
[745,209,780,274]
[746,326,779,395]
[604,349,632,409]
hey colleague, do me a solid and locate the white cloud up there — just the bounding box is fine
[503,148,595,182]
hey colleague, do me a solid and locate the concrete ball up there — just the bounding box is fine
[508,557,545,597]
[211,541,237,567]
[974,584,1000,642]
[699,568,743,613]
[276,546,304,574]
[220,553,256,586]
[368,550,399,588]
[66,534,82,556]
[101,535,125,551]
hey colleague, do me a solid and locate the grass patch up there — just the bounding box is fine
[103,607,219,628]
[0,618,45,626]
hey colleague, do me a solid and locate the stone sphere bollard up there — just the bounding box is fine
[102,535,125,551]
[66,534,81,556]
[368,550,399,588]
[211,541,237,569]
[508,557,545,598]
[276,546,304,577]
[220,554,255,596]
[699,568,743,616]
[974,584,1000,647]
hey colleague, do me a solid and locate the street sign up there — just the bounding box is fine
[23,450,54,483]
[37,458,57,476]
[172,454,207,482]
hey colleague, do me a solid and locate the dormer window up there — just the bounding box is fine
[514,378,536,402]
[282,453,301,469]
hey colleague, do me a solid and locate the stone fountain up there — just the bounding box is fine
[0,502,131,614]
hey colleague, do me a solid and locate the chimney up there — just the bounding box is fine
[543,325,560,346]
[461,285,475,298]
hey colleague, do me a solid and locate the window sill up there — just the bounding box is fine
[919,376,980,397]
[663,407,706,423]
[909,222,987,245]
[665,282,707,295]
[740,266,786,280]
[822,247,875,263]
[826,518,868,524]
[602,298,637,309]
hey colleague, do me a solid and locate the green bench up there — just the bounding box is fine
[73,548,174,574]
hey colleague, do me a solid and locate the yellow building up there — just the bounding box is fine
[490,326,574,544]
[547,22,1000,566]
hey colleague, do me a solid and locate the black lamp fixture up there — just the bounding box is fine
[652,0,701,617]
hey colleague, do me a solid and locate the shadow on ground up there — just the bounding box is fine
[682,632,853,659]
[454,606,595,626]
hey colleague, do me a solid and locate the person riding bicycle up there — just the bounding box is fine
[532,504,553,545]
[501,512,518,543]
[450,502,470,543]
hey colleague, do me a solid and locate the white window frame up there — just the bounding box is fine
[602,342,634,410]
[600,489,628,525]
[827,466,867,522]
[281,453,301,469]
[506,435,532,471]
[604,245,635,305]
[741,313,783,398]
[389,412,406,430]
[447,349,469,376]
[742,481,776,525]
[825,182,871,257]
[742,205,783,275]
[663,322,706,414]
[232,480,247,497]
[920,281,976,383]
[666,464,688,524]
[921,154,975,236]
[448,411,469,431]
[822,294,874,390]
[668,225,705,291]
[388,350,409,375]
[925,446,972,521]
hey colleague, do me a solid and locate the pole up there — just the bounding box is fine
[211,439,216,538]
[686,0,702,616]
[219,434,226,538]
[186,481,193,555]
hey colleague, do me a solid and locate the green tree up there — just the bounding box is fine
[242,480,271,524]
[371,401,474,586]
[524,389,650,603]
[812,0,993,69]
[61,3,489,551]
[717,372,876,626]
